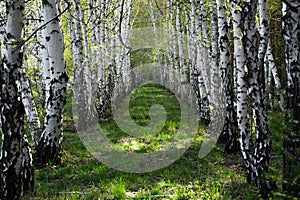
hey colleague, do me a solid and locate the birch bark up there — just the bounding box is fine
[282,1,300,196]
[36,0,68,166]
[216,0,238,151]
[231,0,256,186]
[0,0,34,198]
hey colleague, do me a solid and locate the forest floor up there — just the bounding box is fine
[24,83,288,199]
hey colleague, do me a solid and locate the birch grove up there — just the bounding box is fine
[0,0,298,198]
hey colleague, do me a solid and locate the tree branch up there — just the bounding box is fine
[154,0,164,15]
[14,0,71,52]
[282,0,300,9]
[118,0,132,51]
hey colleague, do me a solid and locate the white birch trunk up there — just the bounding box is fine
[243,1,271,185]
[199,0,210,93]
[194,1,210,122]
[209,0,220,107]
[176,3,186,83]
[20,71,41,148]
[122,0,132,94]
[170,0,180,94]
[282,1,300,196]
[217,0,238,151]
[81,0,98,125]
[189,0,204,114]
[70,0,87,130]
[97,0,108,118]
[0,0,34,198]
[231,0,253,184]
[257,0,269,71]
[265,41,285,111]
[166,0,176,92]
[0,16,3,128]
[36,0,68,166]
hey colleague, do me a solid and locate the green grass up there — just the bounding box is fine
[23,84,289,199]
[100,83,185,153]
[26,132,258,199]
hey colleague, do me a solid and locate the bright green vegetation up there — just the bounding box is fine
[24,84,288,199]
[101,83,188,153]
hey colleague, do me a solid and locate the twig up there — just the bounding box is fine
[137,194,177,199]
[282,0,300,8]
[57,191,87,195]
[154,0,164,15]
[118,0,132,51]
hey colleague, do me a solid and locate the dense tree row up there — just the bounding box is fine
[0,0,299,199]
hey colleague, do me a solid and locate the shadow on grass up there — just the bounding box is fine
[24,84,286,199]
[24,131,261,199]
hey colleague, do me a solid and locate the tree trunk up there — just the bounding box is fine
[20,70,41,149]
[265,41,285,111]
[231,0,253,183]
[216,0,239,152]
[0,0,34,198]
[36,0,68,167]
[243,0,271,186]
[176,2,188,98]
[257,0,269,72]
[192,1,210,123]
[70,0,98,131]
[119,0,132,95]
[282,1,300,197]
[231,0,272,195]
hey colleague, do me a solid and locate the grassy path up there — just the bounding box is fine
[25,84,284,199]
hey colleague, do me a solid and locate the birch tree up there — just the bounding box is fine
[166,0,176,92]
[209,0,219,103]
[243,0,271,185]
[216,0,238,152]
[97,0,111,119]
[69,0,86,129]
[256,0,284,112]
[35,0,68,166]
[0,0,34,198]
[188,0,199,99]
[70,0,98,130]
[257,0,269,71]
[176,3,188,91]
[264,41,285,111]
[282,0,300,196]
[0,1,4,128]
[191,1,210,123]
[230,0,272,195]
[20,0,42,146]
[121,0,133,94]
[231,0,251,181]
[20,70,41,149]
